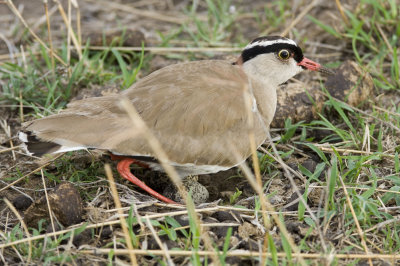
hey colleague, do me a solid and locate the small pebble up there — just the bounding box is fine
[12,195,33,211]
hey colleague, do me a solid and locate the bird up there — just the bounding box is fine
[19,36,334,204]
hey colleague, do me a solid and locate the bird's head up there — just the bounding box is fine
[237,36,334,86]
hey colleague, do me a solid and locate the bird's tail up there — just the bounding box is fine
[19,131,62,156]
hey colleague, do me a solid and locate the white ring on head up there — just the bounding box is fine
[245,39,297,50]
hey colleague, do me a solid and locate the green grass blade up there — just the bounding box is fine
[307,15,341,38]
[328,154,338,206]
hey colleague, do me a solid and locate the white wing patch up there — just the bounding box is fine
[18,132,28,142]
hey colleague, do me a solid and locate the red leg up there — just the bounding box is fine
[116,158,177,204]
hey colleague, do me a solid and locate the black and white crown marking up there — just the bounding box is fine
[241,36,304,64]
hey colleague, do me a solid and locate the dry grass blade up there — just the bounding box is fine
[223,83,309,265]
[0,224,25,263]
[241,84,271,264]
[0,32,16,63]
[53,0,82,60]
[259,146,305,182]
[40,169,59,255]
[373,105,400,118]
[260,144,328,250]
[43,0,55,69]
[0,145,20,154]
[0,51,39,62]
[79,248,400,260]
[119,98,219,264]
[67,0,72,63]
[279,0,319,37]
[3,198,32,264]
[317,90,400,134]
[144,216,174,265]
[104,164,138,266]
[76,4,81,45]
[88,46,242,53]
[119,98,187,203]
[335,0,349,25]
[87,0,187,24]
[0,207,222,250]
[19,90,24,123]
[0,120,16,160]
[314,145,395,158]
[376,23,394,55]
[233,155,307,266]
[309,185,400,195]
[338,174,373,266]
[5,0,67,66]
[362,216,400,234]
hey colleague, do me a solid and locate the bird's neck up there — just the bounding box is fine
[240,59,281,88]
[232,67,276,128]
[234,55,278,125]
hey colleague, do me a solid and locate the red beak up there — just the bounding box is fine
[298,57,321,71]
[298,57,335,75]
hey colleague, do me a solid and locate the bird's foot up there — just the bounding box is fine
[116,158,178,204]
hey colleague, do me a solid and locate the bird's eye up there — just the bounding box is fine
[277,49,290,60]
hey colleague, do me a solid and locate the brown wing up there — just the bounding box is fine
[24,60,266,166]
